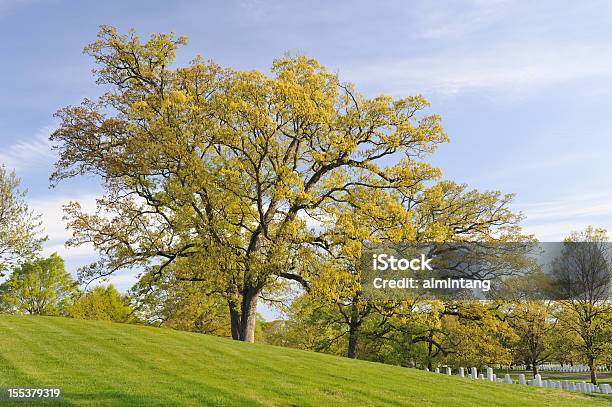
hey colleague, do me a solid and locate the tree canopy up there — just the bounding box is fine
[68,285,134,323]
[0,165,44,275]
[51,26,527,342]
[0,253,77,315]
[553,227,612,385]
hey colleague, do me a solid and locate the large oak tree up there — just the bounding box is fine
[51,26,525,342]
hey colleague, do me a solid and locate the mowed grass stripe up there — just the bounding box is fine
[1,317,255,406]
[0,316,609,406]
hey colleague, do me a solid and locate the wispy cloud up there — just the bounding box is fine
[343,41,612,96]
[30,192,99,261]
[31,192,142,291]
[484,150,609,181]
[415,0,511,40]
[0,125,55,173]
[0,0,49,18]
[522,222,585,242]
[105,272,140,292]
[520,192,612,223]
[519,192,612,240]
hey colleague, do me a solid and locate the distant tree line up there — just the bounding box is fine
[0,252,134,323]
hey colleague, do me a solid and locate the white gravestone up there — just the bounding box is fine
[533,374,542,387]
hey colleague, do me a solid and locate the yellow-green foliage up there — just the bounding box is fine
[0,165,44,273]
[50,26,528,341]
[0,253,76,315]
[68,285,134,323]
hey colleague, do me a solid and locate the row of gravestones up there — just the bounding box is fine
[540,364,608,373]
[511,364,608,373]
[424,366,612,395]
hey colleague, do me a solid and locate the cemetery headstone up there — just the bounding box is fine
[533,374,542,387]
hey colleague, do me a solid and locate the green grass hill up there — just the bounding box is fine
[0,316,609,406]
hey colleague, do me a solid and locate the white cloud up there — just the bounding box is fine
[522,222,595,242]
[29,192,99,261]
[484,150,609,181]
[0,125,55,173]
[0,0,52,18]
[29,192,144,291]
[415,0,510,41]
[343,42,612,96]
[78,272,140,292]
[520,191,612,222]
[43,242,96,260]
[519,192,612,240]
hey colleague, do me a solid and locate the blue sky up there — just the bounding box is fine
[1,0,611,317]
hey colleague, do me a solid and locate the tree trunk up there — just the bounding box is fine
[238,287,260,343]
[228,301,241,340]
[347,301,361,359]
[427,339,434,371]
[588,356,598,385]
[524,356,531,372]
[532,363,538,378]
[347,329,358,358]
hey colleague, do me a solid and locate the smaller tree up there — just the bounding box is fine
[507,301,556,377]
[68,285,134,323]
[553,226,612,385]
[548,325,581,367]
[0,253,77,315]
[0,165,45,275]
[262,293,353,355]
[132,263,231,336]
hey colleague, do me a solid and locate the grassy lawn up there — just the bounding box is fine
[0,316,610,406]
